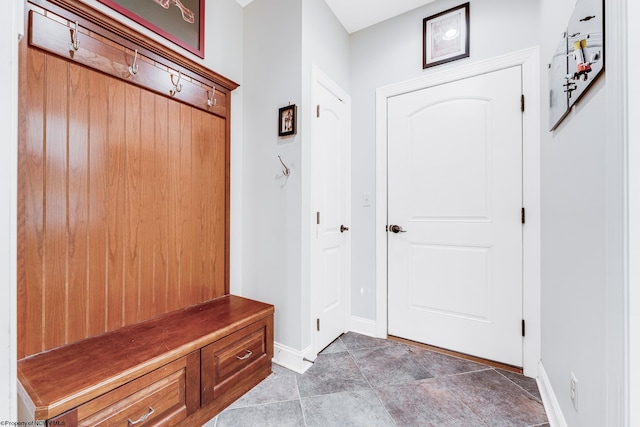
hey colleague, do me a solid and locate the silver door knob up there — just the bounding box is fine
[340,225,350,233]
[389,224,406,233]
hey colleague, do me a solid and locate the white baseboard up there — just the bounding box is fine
[272,342,313,374]
[537,361,568,427]
[273,318,377,373]
[350,316,377,337]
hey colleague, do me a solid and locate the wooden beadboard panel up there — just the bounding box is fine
[18,46,46,357]
[17,45,228,359]
[87,69,109,338]
[44,53,69,352]
[68,61,90,345]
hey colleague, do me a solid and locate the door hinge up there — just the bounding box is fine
[522,319,526,337]
[317,104,320,118]
[521,207,526,224]
[316,211,320,225]
[317,318,320,331]
[521,94,525,112]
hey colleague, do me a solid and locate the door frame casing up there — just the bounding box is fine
[374,47,541,377]
[309,65,352,359]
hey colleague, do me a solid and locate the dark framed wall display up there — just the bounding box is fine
[423,3,470,69]
[97,0,204,58]
[278,105,297,136]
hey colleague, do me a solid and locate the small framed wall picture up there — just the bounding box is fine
[423,3,470,69]
[278,104,297,136]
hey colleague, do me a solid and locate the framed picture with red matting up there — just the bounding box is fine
[97,0,204,58]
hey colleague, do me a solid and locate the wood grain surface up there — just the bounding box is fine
[18,295,274,420]
[18,12,229,357]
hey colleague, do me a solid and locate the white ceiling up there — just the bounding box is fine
[323,0,437,33]
[235,0,438,34]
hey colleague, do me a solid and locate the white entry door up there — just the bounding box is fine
[311,68,350,356]
[387,66,524,366]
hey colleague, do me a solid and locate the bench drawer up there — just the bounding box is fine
[201,317,271,406]
[75,357,195,427]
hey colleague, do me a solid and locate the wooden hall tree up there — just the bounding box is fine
[17,6,273,425]
[17,0,238,360]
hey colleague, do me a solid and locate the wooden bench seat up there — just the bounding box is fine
[18,295,274,425]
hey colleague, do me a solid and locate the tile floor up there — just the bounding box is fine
[203,332,549,427]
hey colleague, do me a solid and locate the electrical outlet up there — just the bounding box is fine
[570,373,579,412]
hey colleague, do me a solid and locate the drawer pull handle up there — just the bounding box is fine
[236,350,252,360]
[128,406,155,425]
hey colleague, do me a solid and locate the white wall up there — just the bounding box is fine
[301,0,350,92]
[349,0,540,320]
[241,0,349,359]
[242,0,304,350]
[0,1,19,420]
[538,0,626,425]
[629,1,639,423]
[603,0,631,425]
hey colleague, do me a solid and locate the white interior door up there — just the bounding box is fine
[387,66,524,366]
[311,69,350,356]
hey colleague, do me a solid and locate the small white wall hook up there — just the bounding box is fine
[69,21,80,51]
[207,88,217,107]
[170,71,183,96]
[129,49,139,75]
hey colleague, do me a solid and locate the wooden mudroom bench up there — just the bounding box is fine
[18,295,274,426]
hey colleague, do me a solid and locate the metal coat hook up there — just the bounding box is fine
[69,21,80,51]
[129,49,138,75]
[170,71,182,96]
[207,88,217,107]
[129,49,139,75]
[278,155,291,177]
